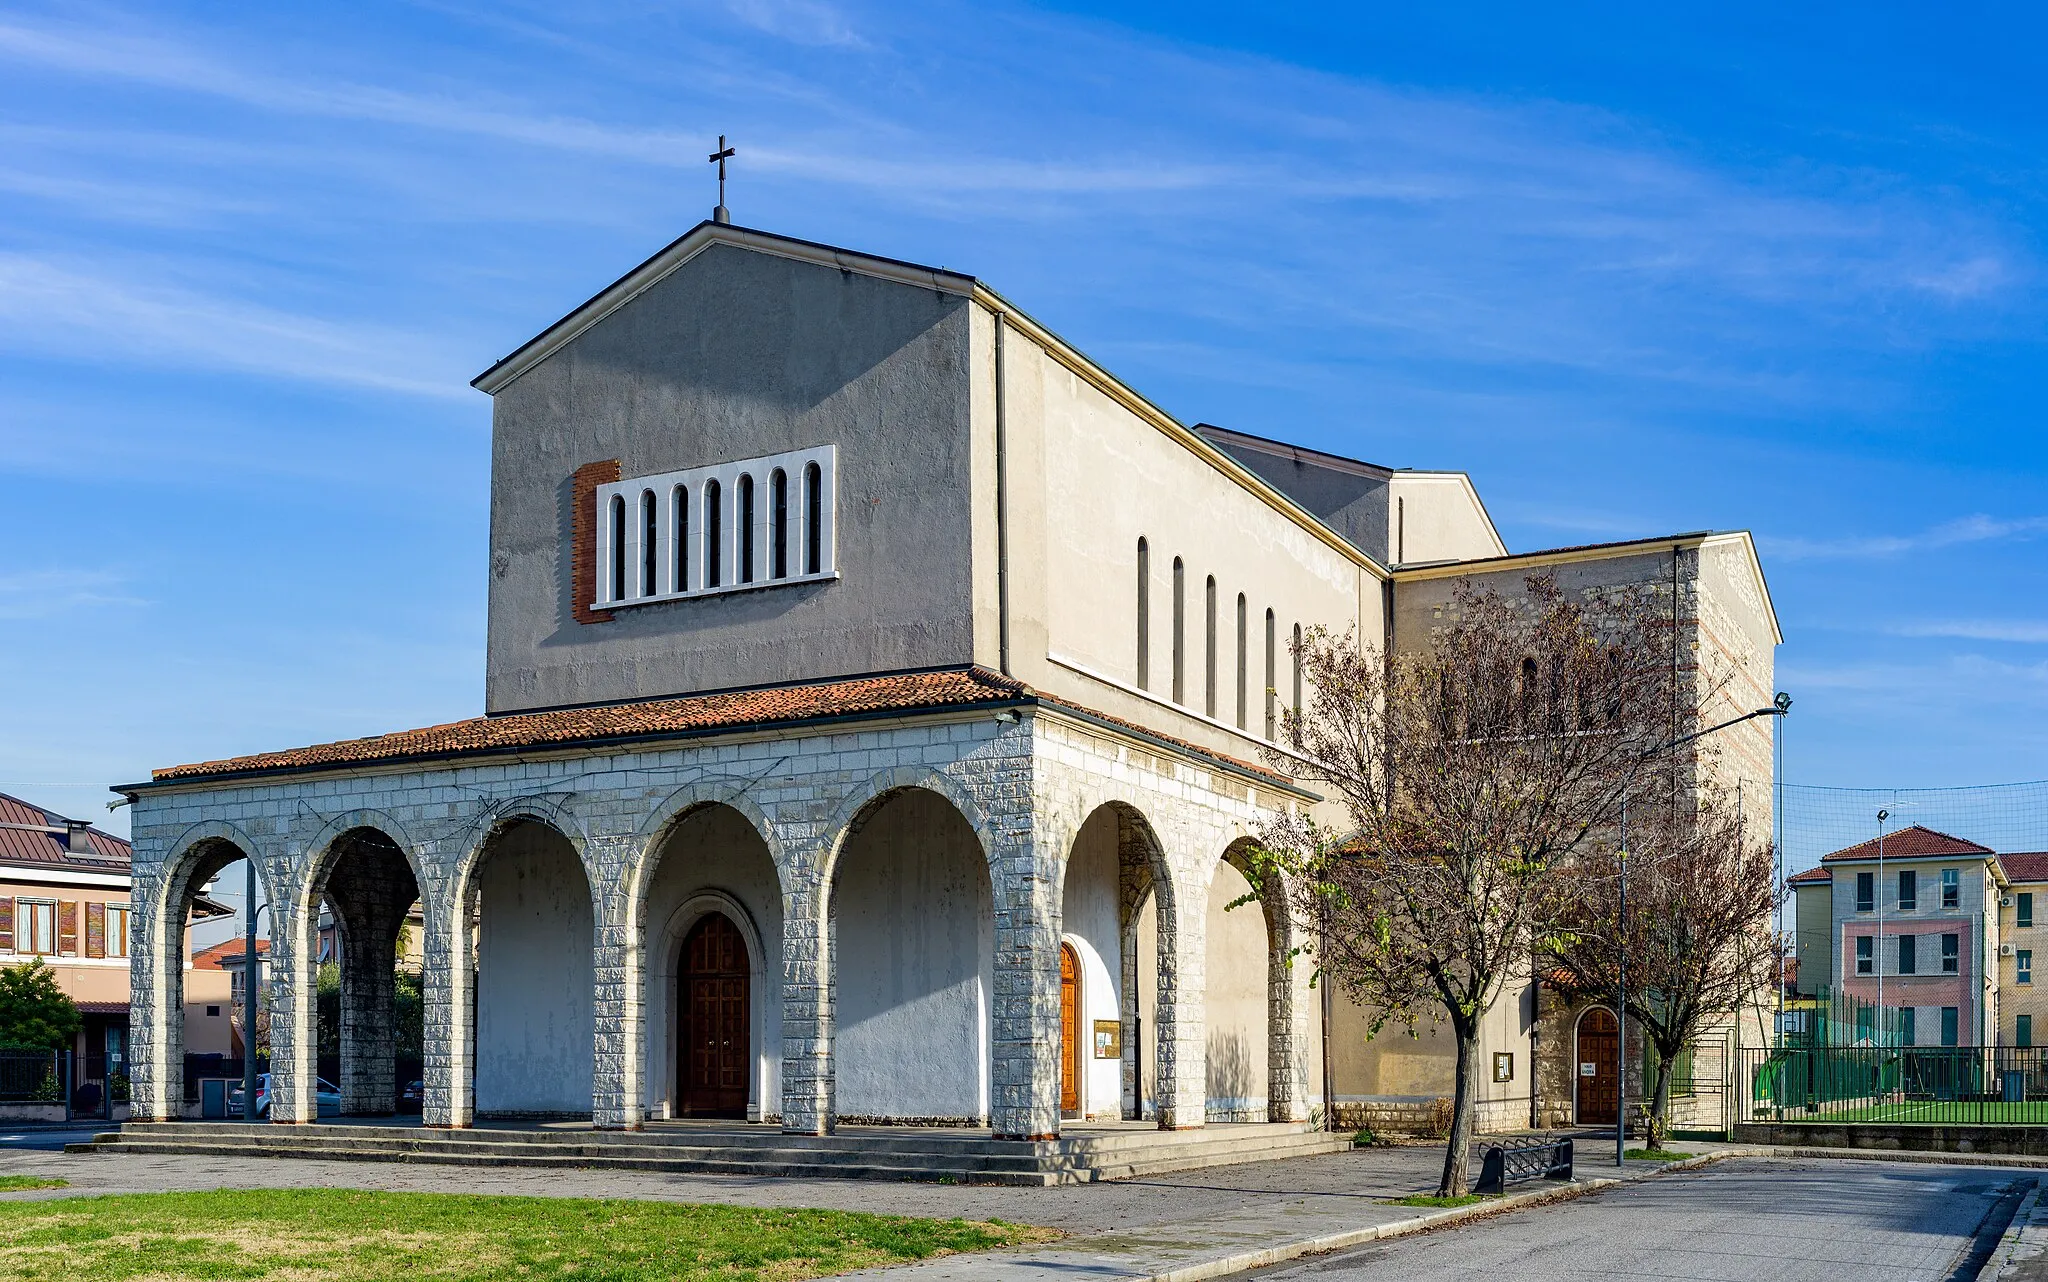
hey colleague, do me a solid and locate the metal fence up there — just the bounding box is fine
[0,1049,126,1120]
[1739,1045,2048,1127]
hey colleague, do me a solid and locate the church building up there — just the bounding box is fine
[117,221,1779,1142]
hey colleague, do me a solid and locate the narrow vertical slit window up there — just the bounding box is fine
[1235,594,1248,730]
[608,495,626,603]
[1204,576,1218,718]
[705,479,723,588]
[1291,623,1303,745]
[641,490,657,596]
[771,469,788,578]
[1264,609,1277,739]
[1136,538,1150,690]
[672,486,689,592]
[1171,557,1186,705]
[738,475,756,584]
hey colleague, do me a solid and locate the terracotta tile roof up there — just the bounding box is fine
[1786,866,1832,886]
[75,1000,130,1017]
[2001,853,2048,884]
[192,937,269,970]
[1819,825,1992,863]
[0,792,130,872]
[148,667,1296,790]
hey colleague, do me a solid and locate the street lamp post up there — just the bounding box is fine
[241,860,270,1123]
[1614,692,1790,1167]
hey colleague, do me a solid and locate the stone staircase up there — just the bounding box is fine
[71,1119,1354,1186]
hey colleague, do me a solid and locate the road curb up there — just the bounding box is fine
[1980,1176,2045,1281]
[1134,1148,1758,1282]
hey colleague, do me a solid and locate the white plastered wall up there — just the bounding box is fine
[1206,860,1271,1120]
[830,788,995,1122]
[475,823,595,1116]
[1386,472,1506,565]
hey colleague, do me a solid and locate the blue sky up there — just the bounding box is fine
[3,1,2046,867]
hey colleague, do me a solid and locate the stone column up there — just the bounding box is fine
[421,879,473,1128]
[128,864,178,1121]
[779,844,832,1135]
[590,833,642,1130]
[266,886,318,1124]
[324,849,418,1117]
[1265,887,1312,1124]
[1152,866,1207,1130]
[989,813,1061,1140]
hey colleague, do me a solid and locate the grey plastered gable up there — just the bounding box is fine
[482,230,982,715]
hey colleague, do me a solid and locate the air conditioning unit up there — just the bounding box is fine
[2003,944,2017,957]
[2003,896,2015,907]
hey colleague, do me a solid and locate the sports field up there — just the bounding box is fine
[1790,1098,2048,1125]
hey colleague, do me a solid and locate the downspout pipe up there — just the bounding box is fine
[994,312,1011,677]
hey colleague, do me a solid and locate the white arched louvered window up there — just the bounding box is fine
[608,495,626,604]
[771,469,789,579]
[705,478,723,588]
[587,445,837,613]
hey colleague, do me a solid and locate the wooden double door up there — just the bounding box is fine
[680,913,749,1118]
[1576,1007,1619,1125]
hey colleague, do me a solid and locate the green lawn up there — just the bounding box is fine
[0,1177,68,1192]
[0,1188,1056,1282]
[1806,1100,2048,1125]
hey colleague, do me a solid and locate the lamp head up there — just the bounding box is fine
[1774,691,1792,713]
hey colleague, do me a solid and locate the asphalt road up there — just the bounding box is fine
[0,1124,106,1152]
[1250,1158,2027,1282]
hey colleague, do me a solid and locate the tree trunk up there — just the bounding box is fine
[1648,1049,1675,1150]
[1437,1026,1479,1197]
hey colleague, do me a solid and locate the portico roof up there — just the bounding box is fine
[130,666,1299,793]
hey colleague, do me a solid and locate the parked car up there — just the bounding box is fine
[224,1074,342,1118]
[399,1079,424,1113]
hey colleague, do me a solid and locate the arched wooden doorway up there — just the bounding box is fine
[1060,943,1081,1118]
[1575,1007,1619,1126]
[680,913,749,1118]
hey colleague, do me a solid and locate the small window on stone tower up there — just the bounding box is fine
[738,474,756,584]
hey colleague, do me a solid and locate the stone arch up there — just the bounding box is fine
[459,809,597,1120]
[1060,798,1198,1126]
[289,819,427,1118]
[1214,836,1301,1122]
[627,781,788,930]
[135,821,277,1122]
[824,777,996,1125]
[632,788,785,1124]
[817,766,995,894]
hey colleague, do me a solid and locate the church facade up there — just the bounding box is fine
[118,221,1779,1139]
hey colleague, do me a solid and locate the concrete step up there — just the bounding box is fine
[79,1121,1355,1185]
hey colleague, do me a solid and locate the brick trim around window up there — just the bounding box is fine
[571,459,622,625]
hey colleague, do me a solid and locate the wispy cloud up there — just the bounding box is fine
[0,253,471,397]
[1764,515,2048,561]
[1888,620,2048,644]
[0,569,144,620]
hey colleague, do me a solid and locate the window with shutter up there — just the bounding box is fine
[86,901,105,958]
[57,901,78,956]
[0,898,12,952]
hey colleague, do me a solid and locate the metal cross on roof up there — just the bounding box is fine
[709,135,736,224]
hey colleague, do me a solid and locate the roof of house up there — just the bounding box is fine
[192,937,270,970]
[1818,825,1994,864]
[2001,853,2048,884]
[1787,866,1832,886]
[75,1000,129,1017]
[135,666,1299,793]
[0,791,130,871]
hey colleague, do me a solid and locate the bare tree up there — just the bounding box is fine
[1546,780,1777,1148]
[1250,576,1671,1196]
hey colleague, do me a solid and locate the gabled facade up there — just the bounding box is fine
[118,222,1779,1137]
